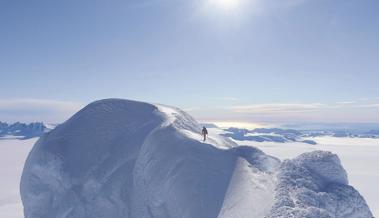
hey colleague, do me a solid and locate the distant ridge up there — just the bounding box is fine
[219,127,379,144]
[221,127,317,144]
[0,121,53,139]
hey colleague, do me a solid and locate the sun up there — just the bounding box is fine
[210,0,241,12]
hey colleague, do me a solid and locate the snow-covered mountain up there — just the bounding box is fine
[220,127,379,145]
[20,99,373,218]
[221,127,318,144]
[0,122,50,139]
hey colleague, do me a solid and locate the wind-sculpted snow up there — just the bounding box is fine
[268,151,372,218]
[20,99,373,218]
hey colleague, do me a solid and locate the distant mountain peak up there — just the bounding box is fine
[0,121,51,139]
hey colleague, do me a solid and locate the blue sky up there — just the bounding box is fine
[1,0,379,126]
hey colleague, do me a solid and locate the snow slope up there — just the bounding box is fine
[20,99,373,218]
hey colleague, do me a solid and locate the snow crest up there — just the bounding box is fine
[20,99,373,218]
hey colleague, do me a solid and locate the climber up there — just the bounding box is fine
[202,126,208,141]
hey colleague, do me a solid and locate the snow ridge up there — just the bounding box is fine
[20,99,373,218]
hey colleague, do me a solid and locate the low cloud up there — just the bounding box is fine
[0,99,85,123]
[213,97,240,101]
[230,99,379,115]
[230,103,324,114]
[336,101,356,105]
[223,100,379,123]
[353,104,379,108]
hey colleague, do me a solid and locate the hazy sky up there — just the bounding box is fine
[1,0,379,125]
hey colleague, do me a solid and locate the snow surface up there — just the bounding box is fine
[20,99,373,218]
[0,138,36,218]
[233,136,379,217]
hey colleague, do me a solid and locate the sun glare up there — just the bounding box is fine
[210,0,241,12]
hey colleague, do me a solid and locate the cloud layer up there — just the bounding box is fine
[1,98,379,124]
[230,103,324,113]
[0,99,85,123]
[190,98,379,124]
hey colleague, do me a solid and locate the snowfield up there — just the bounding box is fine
[0,138,36,218]
[0,99,376,218]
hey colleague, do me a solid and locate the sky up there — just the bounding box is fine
[1,0,379,126]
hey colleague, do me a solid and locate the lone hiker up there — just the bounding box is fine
[202,126,208,141]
